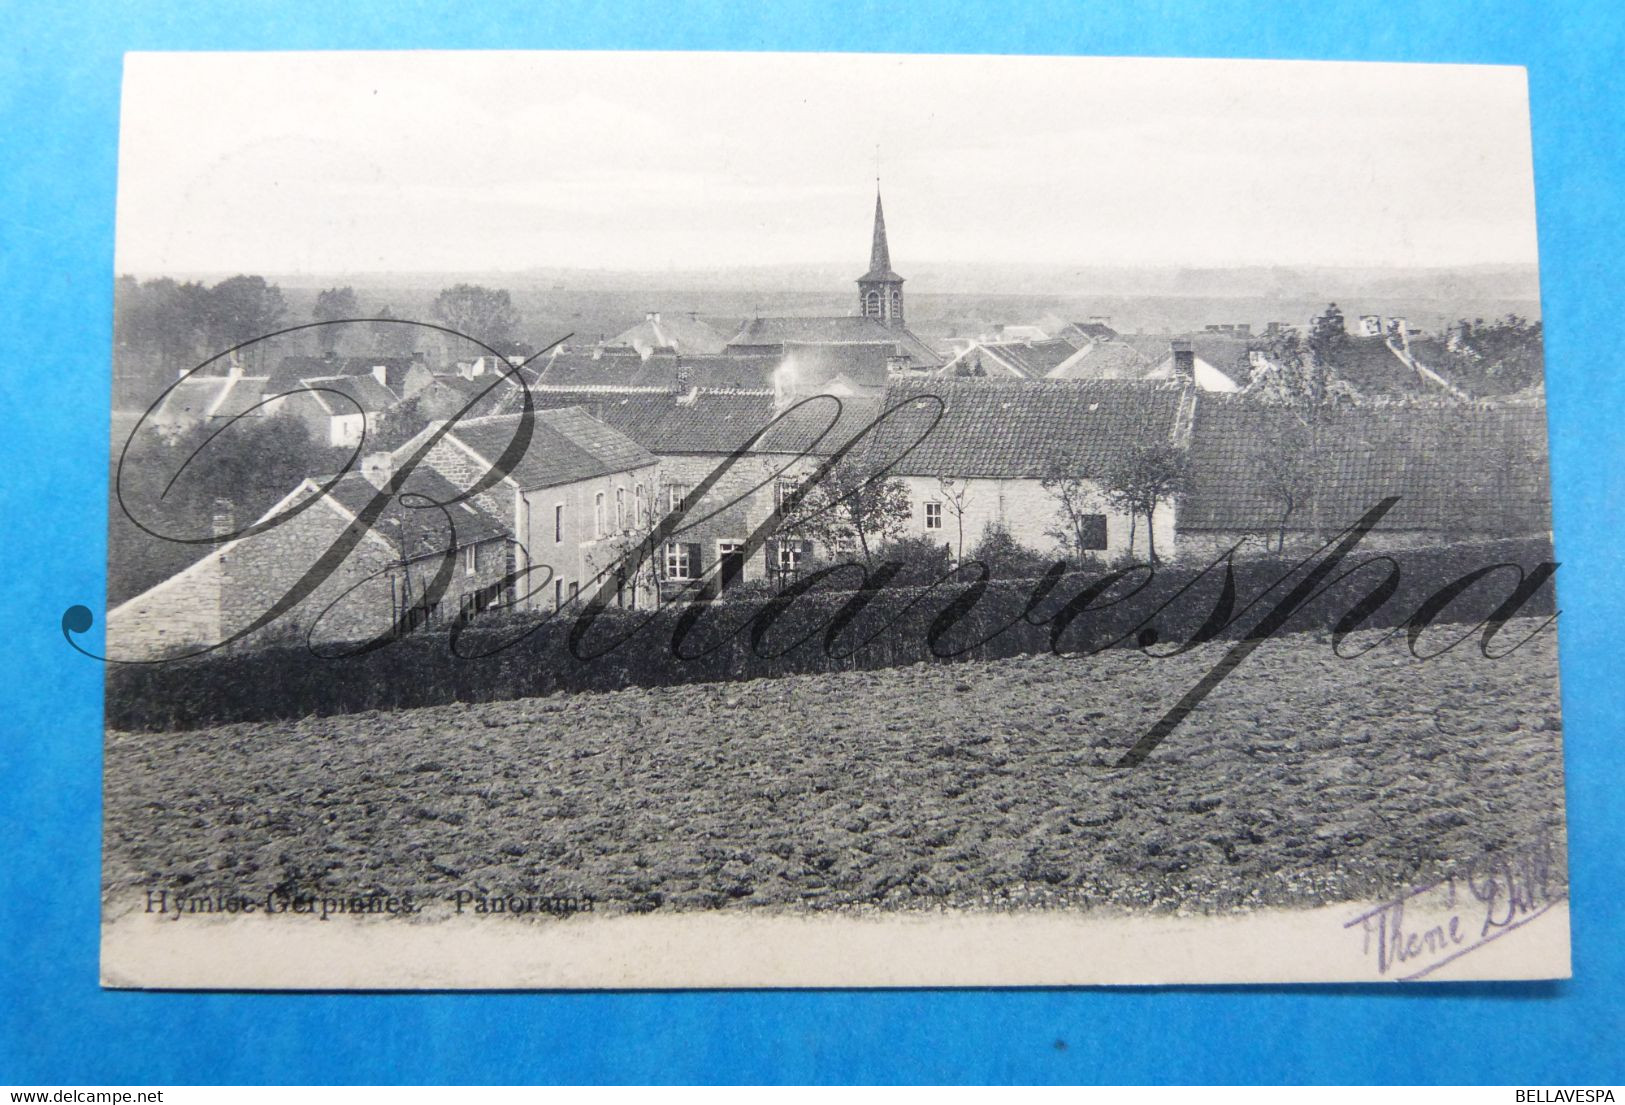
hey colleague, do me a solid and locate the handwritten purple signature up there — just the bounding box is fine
[1344,839,1564,980]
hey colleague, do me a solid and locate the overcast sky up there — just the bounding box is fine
[117,51,1540,276]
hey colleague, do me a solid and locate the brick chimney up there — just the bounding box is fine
[1170,340,1195,382]
[362,451,395,491]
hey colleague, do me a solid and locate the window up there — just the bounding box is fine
[636,484,649,526]
[594,493,606,538]
[865,290,880,317]
[1078,513,1109,551]
[615,487,626,531]
[463,544,478,576]
[664,541,693,580]
[569,582,579,604]
[554,578,563,610]
[667,484,690,513]
[554,503,564,543]
[779,544,802,572]
[924,501,943,530]
[774,478,797,512]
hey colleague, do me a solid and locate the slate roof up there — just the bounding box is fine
[1047,341,1154,381]
[416,374,519,420]
[978,338,1081,379]
[609,313,732,357]
[320,469,508,560]
[1066,321,1119,342]
[297,374,400,414]
[444,407,656,492]
[866,378,1187,480]
[516,389,777,456]
[724,315,943,367]
[152,377,231,421]
[209,375,272,418]
[338,354,426,391]
[535,349,781,392]
[777,342,892,393]
[152,375,271,421]
[1182,396,1553,535]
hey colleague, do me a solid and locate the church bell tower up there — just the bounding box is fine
[857,187,905,327]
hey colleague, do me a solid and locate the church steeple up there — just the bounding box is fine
[858,184,905,327]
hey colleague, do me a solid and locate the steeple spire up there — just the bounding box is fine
[868,187,892,278]
[856,182,905,326]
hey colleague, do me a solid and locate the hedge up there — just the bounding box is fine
[105,536,1558,731]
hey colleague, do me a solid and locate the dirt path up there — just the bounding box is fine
[104,618,1567,916]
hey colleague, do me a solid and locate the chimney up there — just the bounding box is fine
[646,312,660,324]
[362,451,395,491]
[211,497,235,539]
[1170,340,1195,381]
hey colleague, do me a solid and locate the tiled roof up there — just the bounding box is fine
[752,395,887,456]
[976,338,1080,379]
[508,389,776,456]
[867,378,1187,480]
[444,408,656,492]
[1326,336,1435,396]
[1047,341,1153,380]
[338,354,426,391]
[209,375,272,419]
[321,469,508,560]
[535,349,781,392]
[1116,334,1252,387]
[724,315,943,367]
[298,374,399,414]
[153,377,231,421]
[416,374,517,420]
[1182,396,1553,534]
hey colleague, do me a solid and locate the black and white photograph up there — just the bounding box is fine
[96,50,1568,988]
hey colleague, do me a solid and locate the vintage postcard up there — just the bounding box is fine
[96,51,1568,988]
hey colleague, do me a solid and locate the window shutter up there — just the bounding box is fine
[686,543,703,574]
[764,538,779,569]
[799,539,815,556]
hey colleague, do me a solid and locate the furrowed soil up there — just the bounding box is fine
[103,618,1567,918]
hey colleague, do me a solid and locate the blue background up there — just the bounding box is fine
[2,0,1621,1085]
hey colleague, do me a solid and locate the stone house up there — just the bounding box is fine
[402,407,663,611]
[146,370,270,436]
[105,467,511,660]
[867,378,1191,562]
[263,372,401,447]
[339,353,435,399]
[511,387,796,598]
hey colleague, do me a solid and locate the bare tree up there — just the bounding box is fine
[1039,448,1109,561]
[935,476,974,563]
[1102,443,1189,566]
[784,459,912,566]
[1243,325,1356,548]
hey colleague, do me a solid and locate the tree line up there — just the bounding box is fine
[114,275,525,405]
